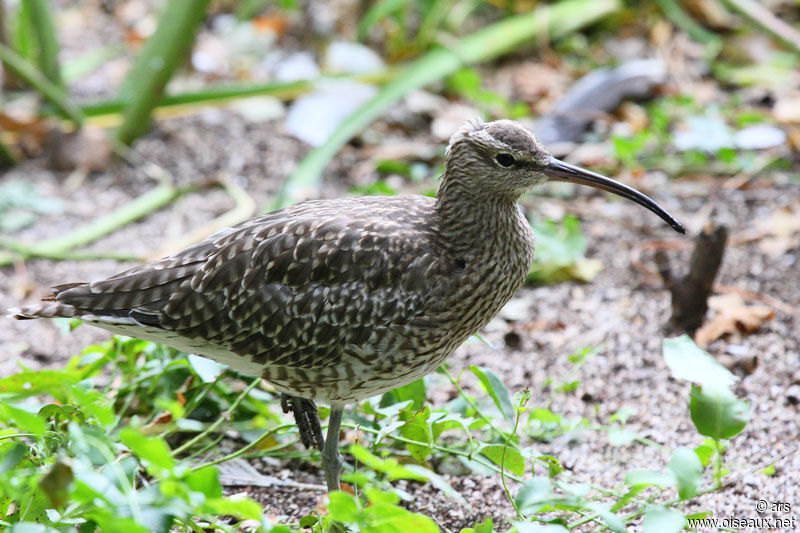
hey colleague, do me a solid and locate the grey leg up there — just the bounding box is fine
[322,406,344,492]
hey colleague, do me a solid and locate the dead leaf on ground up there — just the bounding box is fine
[694,293,774,347]
[754,204,800,257]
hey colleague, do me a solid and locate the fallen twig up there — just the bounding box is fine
[656,221,728,334]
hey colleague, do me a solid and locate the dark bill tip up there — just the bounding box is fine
[544,157,686,234]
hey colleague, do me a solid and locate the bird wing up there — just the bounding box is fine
[26,196,449,371]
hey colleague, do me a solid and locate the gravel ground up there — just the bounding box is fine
[2,110,798,532]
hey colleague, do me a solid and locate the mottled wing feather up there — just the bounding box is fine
[49,196,445,372]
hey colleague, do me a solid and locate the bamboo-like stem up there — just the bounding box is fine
[115,0,212,145]
[0,42,83,125]
[24,0,63,88]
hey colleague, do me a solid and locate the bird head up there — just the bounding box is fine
[444,119,686,234]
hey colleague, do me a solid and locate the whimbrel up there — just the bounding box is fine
[11,120,684,491]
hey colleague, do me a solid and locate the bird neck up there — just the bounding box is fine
[435,174,524,255]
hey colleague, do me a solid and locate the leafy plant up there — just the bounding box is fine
[0,324,754,532]
[527,215,602,284]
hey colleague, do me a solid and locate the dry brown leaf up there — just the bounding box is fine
[695,293,774,346]
[253,14,288,36]
[755,204,800,257]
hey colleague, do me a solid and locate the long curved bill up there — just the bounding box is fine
[544,156,686,234]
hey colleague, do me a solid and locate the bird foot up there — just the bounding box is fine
[280,394,324,451]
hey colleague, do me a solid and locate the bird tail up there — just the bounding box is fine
[8,282,86,320]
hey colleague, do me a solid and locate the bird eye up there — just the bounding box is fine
[495,153,515,167]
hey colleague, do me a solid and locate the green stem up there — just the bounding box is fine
[115,0,212,145]
[501,407,524,518]
[79,69,398,119]
[0,433,37,441]
[713,438,724,489]
[182,434,225,463]
[441,367,511,440]
[84,79,311,117]
[188,423,297,471]
[24,0,62,88]
[0,41,83,125]
[654,0,722,46]
[0,239,141,263]
[171,378,261,456]
[343,422,523,483]
[0,182,197,267]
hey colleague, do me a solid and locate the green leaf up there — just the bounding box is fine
[365,487,400,505]
[641,507,686,533]
[381,379,426,411]
[0,442,27,473]
[348,445,428,481]
[327,491,360,522]
[119,428,175,474]
[38,404,86,424]
[607,427,636,446]
[431,412,471,442]
[187,354,226,383]
[689,385,750,439]
[624,470,674,488]
[0,369,80,397]
[186,466,222,498]
[363,502,439,533]
[585,502,625,533]
[399,406,432,462]
[512,524,569,533]
[204,495,263,520]
[694,438,716,466]
[514,477,554,513]
[68,385,115,427]
[528,216,601,284]
[461,517,493,533]
[480,445,525,477]
[667,447,703,500]
[469,365,515,423]
[0,402,46,436]
[299,514,320,528]
[155,397,185,420]
[537,455,563,477]
[663,335,737,390]
[530,408,561,423]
